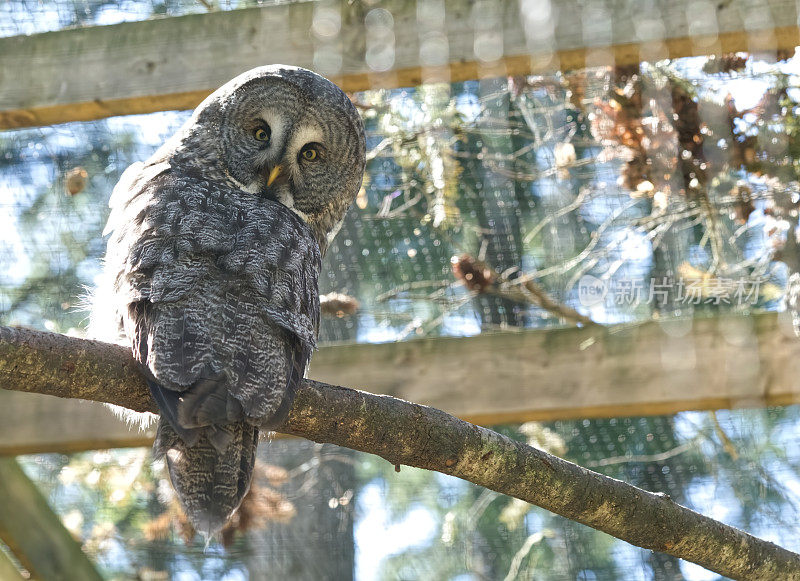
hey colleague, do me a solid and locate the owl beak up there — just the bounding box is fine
[266,165,283,187]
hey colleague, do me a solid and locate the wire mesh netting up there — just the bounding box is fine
[3,4,800,578]
[9,407,800,580]
[4,62,796,338]
[0,0,266,37]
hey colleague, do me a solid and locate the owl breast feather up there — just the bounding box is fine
[110,171,321,350]
[105,169,321,422]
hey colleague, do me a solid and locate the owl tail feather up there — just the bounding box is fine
[154,418,258,539]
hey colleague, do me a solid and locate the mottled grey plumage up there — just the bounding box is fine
[97,66,365,536]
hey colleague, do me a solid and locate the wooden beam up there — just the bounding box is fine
[1,312,799,455]
[1,0,799,129]
[0,391,156,456]
[0,458,103,581]
[310,311,800,426]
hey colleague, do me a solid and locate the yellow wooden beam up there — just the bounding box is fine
[0,458,103,581]
[309,311,800,426]
[0,392,156,456]
[1,312,799,455]
[1,0,799,129]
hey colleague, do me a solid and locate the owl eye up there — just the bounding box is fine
[253,124,271,143]
[299,144,321,162]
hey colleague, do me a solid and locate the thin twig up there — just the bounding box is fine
[586,441,696,468]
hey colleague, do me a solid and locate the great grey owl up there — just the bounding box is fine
[95,66,366,537]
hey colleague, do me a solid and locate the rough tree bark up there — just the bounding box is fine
[1,325,799,580]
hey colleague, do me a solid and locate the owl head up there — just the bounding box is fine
[167,65,366,253]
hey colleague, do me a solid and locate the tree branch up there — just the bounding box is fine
[1,325,798,580]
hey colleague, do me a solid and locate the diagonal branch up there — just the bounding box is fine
[0,325,798,580]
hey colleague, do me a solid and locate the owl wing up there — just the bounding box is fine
[106,164,321,447]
